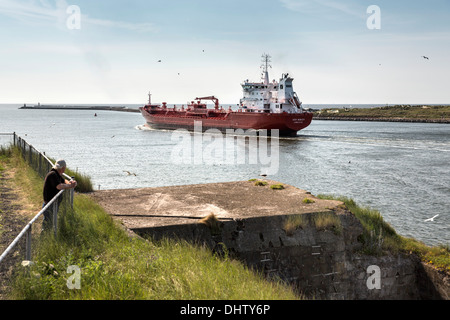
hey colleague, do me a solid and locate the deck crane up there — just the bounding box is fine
[195,96,220,110]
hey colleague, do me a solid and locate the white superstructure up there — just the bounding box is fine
[239,54,303,114]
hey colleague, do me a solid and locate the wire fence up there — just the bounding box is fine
[0,132,74,268]
[0,133,14,149]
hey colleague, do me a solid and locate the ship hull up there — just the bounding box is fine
[139,108,313,136]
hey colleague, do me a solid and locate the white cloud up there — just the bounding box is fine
[0,0,157,32]
[279,0,366,19]
[85,17,157,33]
[0,0,61,22]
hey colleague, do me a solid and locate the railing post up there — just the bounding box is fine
[21,138,25,159]
[70,188,74,209]
[53,201,58,237]
[38,152,42,177]
[25,227,32,261]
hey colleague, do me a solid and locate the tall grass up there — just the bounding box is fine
[3,146,299,300]
[283,212,342,236]
[317,195,450,272]
[283,214,308,236]
[312,212,342,235]
[11,194,299,299]
[1,146,42,213]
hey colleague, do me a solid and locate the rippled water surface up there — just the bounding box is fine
[1,104,448,246]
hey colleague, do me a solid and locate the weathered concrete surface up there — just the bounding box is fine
[90,180,342,231]
[89,180,449,300]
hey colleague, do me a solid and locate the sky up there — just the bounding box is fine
[0,0,449,105]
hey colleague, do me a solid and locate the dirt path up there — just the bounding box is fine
[0,167,35,300]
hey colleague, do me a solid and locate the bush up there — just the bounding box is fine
[270,184,284,190]
[254,180,268,186]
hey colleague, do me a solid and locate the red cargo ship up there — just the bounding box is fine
[139,54,313,136]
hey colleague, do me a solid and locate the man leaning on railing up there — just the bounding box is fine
[42,159,77,232]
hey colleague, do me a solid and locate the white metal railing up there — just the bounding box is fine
[0,190,66,263]
[0,132,74,264]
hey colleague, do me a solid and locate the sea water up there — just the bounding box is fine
[0,104,448,246]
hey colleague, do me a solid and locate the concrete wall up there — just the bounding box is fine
[134,208,448,300]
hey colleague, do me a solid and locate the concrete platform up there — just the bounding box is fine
[89,180,343,231]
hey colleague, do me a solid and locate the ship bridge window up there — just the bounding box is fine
[280,85,283,89]
[286,84,292,88]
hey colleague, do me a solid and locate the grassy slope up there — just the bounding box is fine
[1,147,299,300]
[318,195,450,272]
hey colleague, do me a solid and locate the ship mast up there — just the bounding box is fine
[260,54,271,85]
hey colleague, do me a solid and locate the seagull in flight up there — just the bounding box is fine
[123,170,137,176]
[424,214,439,222]
[421,56,429,60]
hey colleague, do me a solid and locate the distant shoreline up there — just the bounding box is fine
[312,104,450,124]
[312,116,450,124]
[19,105,140,113]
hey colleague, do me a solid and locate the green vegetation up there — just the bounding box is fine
[11,196,298,299]
[302,198,315,204]
[66,169,93,193]
[2,146,299,300]
[250,180,284,189]
[1,146,42,212]
[312,212,342,235]
[283,212,342,236]
[317,195,450,272]
[314,105,450,121]
[0,147,6,238]
[254,180,268,186]
[0,145,13,160]
[283,214,308,236]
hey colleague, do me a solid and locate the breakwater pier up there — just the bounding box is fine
[19,104,140,113]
